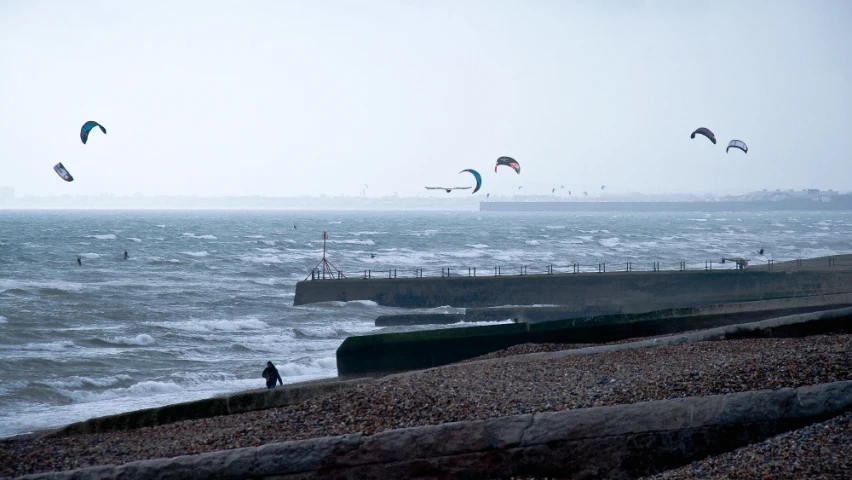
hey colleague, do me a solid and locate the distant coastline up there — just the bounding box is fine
[481,198,852,212]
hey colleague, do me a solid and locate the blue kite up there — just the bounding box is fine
[459,169,482,194]
[80,121,107,144]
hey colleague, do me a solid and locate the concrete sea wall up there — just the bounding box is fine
[295,264,852,309]
[20,380,852,480]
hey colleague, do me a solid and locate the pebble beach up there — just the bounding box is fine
[1,333,851,479]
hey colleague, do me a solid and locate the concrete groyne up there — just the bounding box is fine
[338,305,852,378]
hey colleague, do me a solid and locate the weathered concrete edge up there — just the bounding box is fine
[18,380,852,480]
[44,377,373,439]
[484,305,852,367]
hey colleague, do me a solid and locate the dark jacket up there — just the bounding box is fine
[262,365,283,387]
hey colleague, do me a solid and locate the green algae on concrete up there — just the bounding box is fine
[337,323,528,377]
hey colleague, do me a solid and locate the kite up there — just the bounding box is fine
[425,186,473,193]
[690,127,716,144]
[495,156,520,174]
[53,162,73,182]
[726,140,748,154]
[80,121,107,144]
[459,169,482,193]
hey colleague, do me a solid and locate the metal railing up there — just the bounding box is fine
[306,256,850,281]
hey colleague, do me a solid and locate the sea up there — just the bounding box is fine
[1,209,851,438]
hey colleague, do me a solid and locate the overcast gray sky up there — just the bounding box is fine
[2,1,850,198]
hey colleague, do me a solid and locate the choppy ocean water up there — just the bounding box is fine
[1,209,851,438]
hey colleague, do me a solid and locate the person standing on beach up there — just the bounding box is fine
[262,361,283,389]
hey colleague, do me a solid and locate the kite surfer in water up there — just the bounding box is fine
[124,250,129,260]
[77,256,82,266]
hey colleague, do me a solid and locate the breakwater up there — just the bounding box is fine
[337,302,852,378]
[295,255,852,309]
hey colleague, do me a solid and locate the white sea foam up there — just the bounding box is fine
[327,300,379,308]
[240,254,282,264]
[181,251,209,257]
[245,235,266,239]
[466,244,489,249]
[155,224,166,228]
[153,317,270,333]
[0,316,7,323]
[60,380,186,403]
[87,234,117,240]
[126,238,142,243]
[35,280,85,293]
[328,239,375,245]
[599,237,620,248]
[111,334,155,346]
[24,341,75,351]
[182,233,217,240]
[80,253,100,259]
[54,374,132,389]
[525,240,541,246]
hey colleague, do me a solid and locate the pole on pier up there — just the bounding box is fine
[305,232,345,281]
